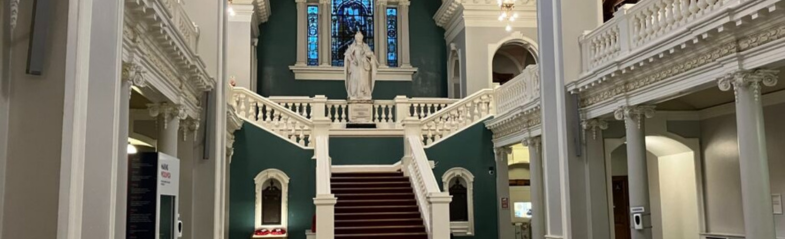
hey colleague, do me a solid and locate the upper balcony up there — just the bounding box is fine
[570,0,785,115]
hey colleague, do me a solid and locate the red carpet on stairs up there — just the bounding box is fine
[332,172,429,239]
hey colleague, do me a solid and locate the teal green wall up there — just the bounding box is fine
[329,137,403,165]
[230,122,500,239]
[257,0,447,99]
[425,123,499,239]
[230,123,316,239]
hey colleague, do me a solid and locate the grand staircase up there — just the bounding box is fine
[332,172,428,239]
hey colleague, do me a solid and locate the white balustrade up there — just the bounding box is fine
[270,96,314,118]
[372,100,396,124]
[408,98,458,119]
[325,100,349,124]
[233,87,314,148]
[420,89,494,147]
[495,65,540,116]
[403,118,451,238]
[581,0,728,73]
[157,0,200,51]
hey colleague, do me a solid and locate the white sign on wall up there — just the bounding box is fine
[773,194,782,215]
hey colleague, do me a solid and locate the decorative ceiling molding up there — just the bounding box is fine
[234,0,271,23]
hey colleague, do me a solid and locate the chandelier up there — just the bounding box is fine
[497,0,518,32]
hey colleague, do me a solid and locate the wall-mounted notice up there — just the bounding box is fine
[773,194,782,215]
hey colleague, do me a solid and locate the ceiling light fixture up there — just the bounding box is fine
[497,0,518,32]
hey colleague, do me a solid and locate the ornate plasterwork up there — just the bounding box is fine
[581,118,608,140]
[717,69,780,102]
[614,105,655,129]
[148,102,188,129]
[580,41,738,107]
[10,0,19,29]
[485,108,541,141]
[122,62,148,88]
[521,135,541,149]
[180,117,201,141]
[738,25,785,51]
[226,104,244,163]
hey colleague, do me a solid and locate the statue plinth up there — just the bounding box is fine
[347,99,373,124]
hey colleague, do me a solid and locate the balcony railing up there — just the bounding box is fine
[581,0,729,74]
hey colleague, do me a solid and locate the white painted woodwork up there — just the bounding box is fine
[420,89,495,147]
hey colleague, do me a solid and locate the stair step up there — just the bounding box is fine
[331,181,411,188]
[335,232,428,239]
[334,192,415,200]
[336,198,417,206]
[332,172,403,178]
[336,205,418,213]
[335,211,421,220]
[335,218,424,227]
[335,225,426,234]
[331,176,410,183]
[333,187,413,194]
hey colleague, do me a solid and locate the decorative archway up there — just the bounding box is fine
[448,43,463,98]
[487,31,539,86]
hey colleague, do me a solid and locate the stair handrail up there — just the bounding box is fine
[233,87,315,148]
[419,88,495,147]
[403,118,452,239]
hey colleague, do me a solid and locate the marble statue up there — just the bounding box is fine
[344,31,378,101]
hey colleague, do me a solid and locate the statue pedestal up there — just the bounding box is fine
[347,100,373,124]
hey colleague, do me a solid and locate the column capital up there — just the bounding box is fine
[493,147,512,156]
[376,0,388,6]
[718,69,779,102]
[180,117,200,141]
[613,105,655,121]
[398,0,410,6]
[122,62,147,88]
[582,118,608,140]
[522,136,542,149]
[148,103,187,128]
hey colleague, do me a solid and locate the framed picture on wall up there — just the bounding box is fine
[514,202,532,218]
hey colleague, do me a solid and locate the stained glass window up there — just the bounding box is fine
[386,7,398,67]
[331,0,374,66]
[307,5,319,66]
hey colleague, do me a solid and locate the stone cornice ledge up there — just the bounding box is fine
[289,66,418,81]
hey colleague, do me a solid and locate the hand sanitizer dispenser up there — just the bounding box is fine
[127,152,181,239]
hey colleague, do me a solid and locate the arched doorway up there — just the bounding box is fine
[491,42,536,86]
[607,136,701,239]
[448,46,462,98]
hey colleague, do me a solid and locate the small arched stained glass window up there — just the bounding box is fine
[449,179,469,221]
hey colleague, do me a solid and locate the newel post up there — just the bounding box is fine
[615,4,634,54]
[314,195,337,239]
[312,95,328,120]
[428,192,452,239]
[394,95,410,128]
[312,116,335,239]
[401,117,421,176]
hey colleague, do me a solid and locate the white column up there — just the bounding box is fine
[581,119,612,239]
[149,103,185,157]
[319,0,331,66]
[59,0,126,236]
[717,69,779,239]
[116,62,147,239]
[614,105,655,239]
[398,0,411,68]
[523,137,545,239]
[227,3,256,89]
[495,147,514,239]
[376,0,388,67]
[536,0,569,234]
[429,192,453,238]
[295,0,307,66]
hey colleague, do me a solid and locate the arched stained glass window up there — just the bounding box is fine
[331,0,374,66]
[386,7,398,67]
[307,5,319,66]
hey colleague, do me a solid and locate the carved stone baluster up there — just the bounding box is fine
[382,105,392,123]
[272,112,281,131]
[256,104,264,122]
[238,94,247,118]
[338,105,345,123]
[415,104,422,118]
[298,124,305,146]
[265,106,273,123]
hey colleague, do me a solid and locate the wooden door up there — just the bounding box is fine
[612,176,631,239]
